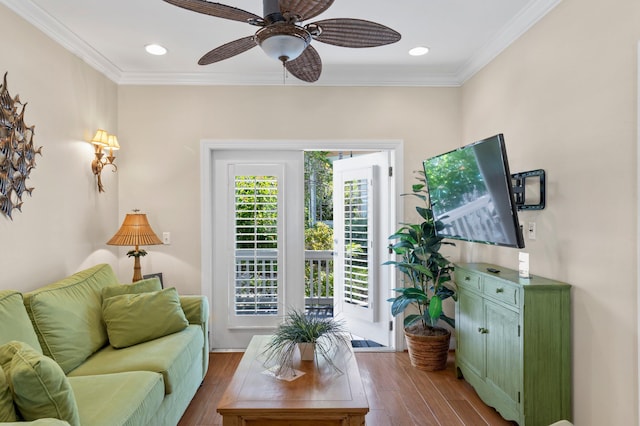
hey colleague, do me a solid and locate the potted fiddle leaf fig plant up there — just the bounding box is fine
[385,171,456,371]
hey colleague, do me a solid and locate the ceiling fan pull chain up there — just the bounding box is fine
[282,61,288,85]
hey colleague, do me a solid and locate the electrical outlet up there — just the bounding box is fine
[162,232,171,245]
[527,222,536,240]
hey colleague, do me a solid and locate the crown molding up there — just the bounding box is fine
[0,0,123,82]
[2,0,561,87]
[117,66,462,87]
[456,0,562,83]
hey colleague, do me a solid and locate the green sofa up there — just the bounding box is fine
[0,264,209,426]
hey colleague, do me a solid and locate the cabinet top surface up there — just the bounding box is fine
[455,263,570,288]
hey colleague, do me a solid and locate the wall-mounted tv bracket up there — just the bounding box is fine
[511,169,545,210]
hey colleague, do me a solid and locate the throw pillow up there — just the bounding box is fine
[102,287,188,349]
[101,276,162,300]
[0,365,17,422]
[0,341,79,426]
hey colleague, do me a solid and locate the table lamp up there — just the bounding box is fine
[107,211,163,282]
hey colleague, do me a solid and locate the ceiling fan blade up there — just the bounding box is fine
[279,0,334,21]
[311,18,401,48]
[163,0,262,24]
[285,45,322,82]
[198,36,257,65]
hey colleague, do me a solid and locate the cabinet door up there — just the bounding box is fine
[457,288,485,378]
[484,300,521,417]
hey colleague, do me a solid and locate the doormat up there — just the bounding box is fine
[351,340,384,348]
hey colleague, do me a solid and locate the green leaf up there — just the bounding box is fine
[439,314,455,328]
[428,295,442,324]
[390,296,413,317]
[403,314,421,328]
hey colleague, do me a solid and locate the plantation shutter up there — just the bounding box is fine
[227,163,286,327]
[334,164,376,322]
[234,174,280,316]
[343,176,372,308]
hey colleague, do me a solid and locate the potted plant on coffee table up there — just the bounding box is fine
[262,308,351,378]
[385,171,456,371]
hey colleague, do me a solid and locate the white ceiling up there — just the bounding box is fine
[2,0,561,86]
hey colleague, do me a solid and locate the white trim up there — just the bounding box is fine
[200,139,404,350]
[0,0,122,83]
[117,67,463,87]
[637,40,640,425]
[457,0,563,83]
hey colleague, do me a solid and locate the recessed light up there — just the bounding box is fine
[409,46,429,56]
[145,44,167,56]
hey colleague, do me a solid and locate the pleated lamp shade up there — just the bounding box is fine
[107,213,163,247]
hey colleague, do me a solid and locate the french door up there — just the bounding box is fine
[333,152,393,346]
[202,141,400,351]
[210,150,304,349]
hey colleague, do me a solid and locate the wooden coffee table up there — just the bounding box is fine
[217,335,369,426]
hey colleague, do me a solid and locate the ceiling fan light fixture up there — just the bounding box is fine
[256,25,311,63]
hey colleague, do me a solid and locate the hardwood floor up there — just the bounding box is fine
[178,351,517,426]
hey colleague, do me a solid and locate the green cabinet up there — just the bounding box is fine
[455,263,571,425]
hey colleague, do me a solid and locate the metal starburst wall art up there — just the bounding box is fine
[0,72,41,219]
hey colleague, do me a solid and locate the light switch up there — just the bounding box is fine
[163,232,171,245]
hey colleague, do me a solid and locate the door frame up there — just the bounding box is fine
[636,41,639,421]
[201,139,404,351]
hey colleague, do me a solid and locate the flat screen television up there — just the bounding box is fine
[423,134,525,248]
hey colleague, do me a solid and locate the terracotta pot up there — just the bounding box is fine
[404,325,451,371]
[298,342,315,361]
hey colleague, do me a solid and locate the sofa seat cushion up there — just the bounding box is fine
[68,325,203,395]
[68,371,163,426]
[0,290,42,352]
[23,264,119,374]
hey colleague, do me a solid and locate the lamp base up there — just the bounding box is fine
[132,256,142,282]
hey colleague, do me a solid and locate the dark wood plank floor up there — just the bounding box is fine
[178,351,516,426]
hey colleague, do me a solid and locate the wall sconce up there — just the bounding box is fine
[90,129,120,193]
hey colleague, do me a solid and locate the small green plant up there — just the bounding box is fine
[304,222,334,250]
[262,309,351,376]
[385,171,456,330]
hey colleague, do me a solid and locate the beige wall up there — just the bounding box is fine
[461,0,639,424]
[116,85,461,293]
[0,5,120,290]
[3,0,639,423]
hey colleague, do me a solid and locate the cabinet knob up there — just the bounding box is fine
[495,288,504,293]
[465,276,470,281]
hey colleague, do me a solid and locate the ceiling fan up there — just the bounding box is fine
[162,0,401,82]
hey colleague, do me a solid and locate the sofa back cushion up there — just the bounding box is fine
[23,264,119,374]
[0,290,42,353]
